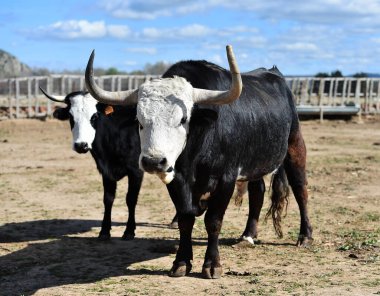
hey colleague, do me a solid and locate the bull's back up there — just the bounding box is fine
[165,61,298,180]
[215,73,295,179]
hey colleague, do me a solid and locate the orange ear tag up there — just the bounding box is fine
[104,105,114,115]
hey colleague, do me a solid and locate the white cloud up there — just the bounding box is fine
[29,20,130,40]
[100,0,380,29]
[50,20,107,39]
[210,54,223,65]
[142,24,214,40]
[107,25,131,39]
[178,24,212,37]
[371,38,380,43]
[124,60,138,66]
[280,42,319,52]
[99,0,190,19]
[141,28,162,39]
[127,47,157,55]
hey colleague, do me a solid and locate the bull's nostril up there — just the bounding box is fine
[74,142,89,153]
[141,156,167,172]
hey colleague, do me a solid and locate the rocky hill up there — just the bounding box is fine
[0,49,32,79]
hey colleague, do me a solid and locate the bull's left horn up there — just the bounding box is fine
[85,50,138,105]
[193,45,242,105]
[39,87,66,103]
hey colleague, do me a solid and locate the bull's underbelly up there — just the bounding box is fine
[237,162,282,181]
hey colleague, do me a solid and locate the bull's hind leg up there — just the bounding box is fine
[122,171,143,240]
[169,213,179,229]
[285,129,313,246]
[240,179,265,244]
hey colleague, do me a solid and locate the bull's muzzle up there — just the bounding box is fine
[74,142,90,154]
[140,156,175,184]
[141,156,167,172]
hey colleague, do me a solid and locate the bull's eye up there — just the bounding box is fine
[180,116,187,125]
[90,112,99,128]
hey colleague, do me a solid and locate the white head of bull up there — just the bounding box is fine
[85,45,242,184]
[40,88,98,153]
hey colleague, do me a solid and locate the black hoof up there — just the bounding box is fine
[169,262,192,277]
[122,232,135,240]
[296,235,313,247]
[98,233,111,241]
[202,264,223,279]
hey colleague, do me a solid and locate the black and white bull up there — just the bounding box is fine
[40,89,147,240]
[84,45,313,279]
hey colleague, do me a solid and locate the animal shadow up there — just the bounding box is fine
[0,219,177,295]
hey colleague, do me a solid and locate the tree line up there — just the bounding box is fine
[315,70,369,78]
[31,61,172,76]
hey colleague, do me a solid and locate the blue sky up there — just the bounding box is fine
[1,0,380,75]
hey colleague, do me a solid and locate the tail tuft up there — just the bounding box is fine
[265,166,289,238]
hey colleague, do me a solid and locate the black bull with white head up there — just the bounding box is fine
[85,45,313,279]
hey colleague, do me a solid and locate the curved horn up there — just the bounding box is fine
[39,87,66,103]
[85,50,138,105]
[193,45,242,105]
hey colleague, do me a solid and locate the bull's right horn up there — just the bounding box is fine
[192,45,242,105]
[85,50,138,105]
[39,87,66,103]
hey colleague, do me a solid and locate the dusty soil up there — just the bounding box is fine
[0,117,379,296]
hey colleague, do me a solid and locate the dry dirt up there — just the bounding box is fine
[0,117,379,296]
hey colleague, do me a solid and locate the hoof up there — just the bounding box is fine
[122,232,135,240]
[169,221,178,229]
[169,262,192,277]
[240,236,255,245]
[202,265,223,279]
[98,233,111,241]
[296,235,313,247]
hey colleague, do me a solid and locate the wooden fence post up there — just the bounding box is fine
[8,79,13,119]
[15,78,20,118]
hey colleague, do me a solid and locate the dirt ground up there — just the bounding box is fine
[0,116,379,296]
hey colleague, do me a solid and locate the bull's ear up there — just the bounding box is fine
[96,103,107,113]
[53,108,70,120]
[190,107,218,126]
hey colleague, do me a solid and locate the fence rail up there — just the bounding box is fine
[0,75,379,120]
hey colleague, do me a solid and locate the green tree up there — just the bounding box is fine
[315,72,330,78]
[353,72,368,78]
[144,61,171,75]
[330,70,343,77]
[105,67,119,75]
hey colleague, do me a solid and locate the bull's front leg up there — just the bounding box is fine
[99,176,117,240]
[202,181,235,279]
[169,213,195,277]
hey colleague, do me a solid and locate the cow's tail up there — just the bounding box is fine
[265,165,290,238]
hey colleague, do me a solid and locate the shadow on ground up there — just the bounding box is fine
[0,219,178,295]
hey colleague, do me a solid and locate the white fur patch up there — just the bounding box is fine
[69,94,98,150]
[157,170,175,184]
[241,236,255,245]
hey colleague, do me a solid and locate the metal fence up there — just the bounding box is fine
[287,77,380,118]
[0,75,379,120]
[0,75,159,119]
